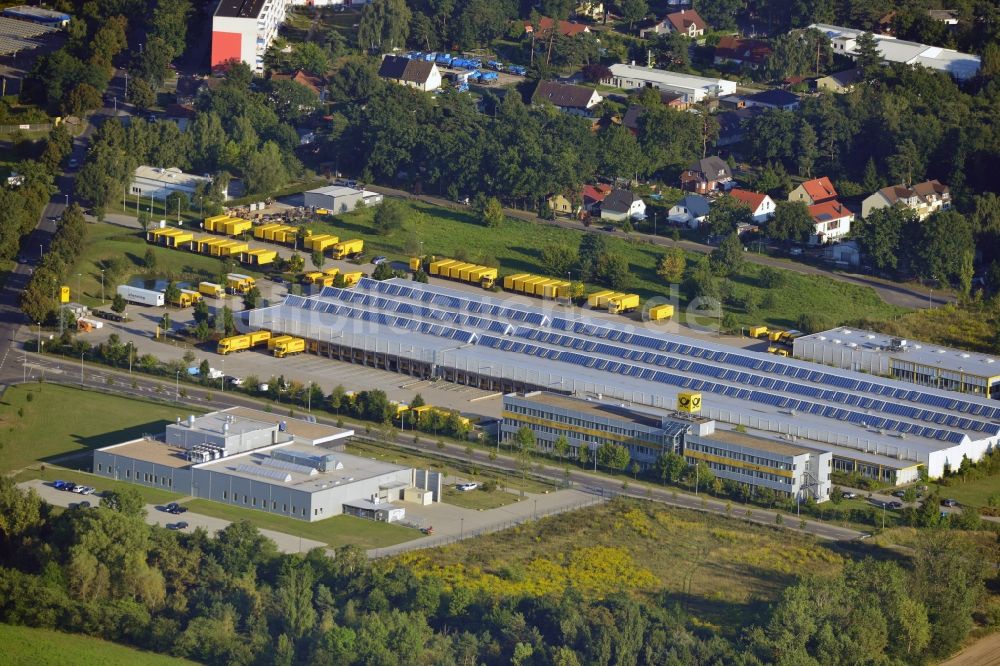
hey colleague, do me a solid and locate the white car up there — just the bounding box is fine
[455,482,478,492]
[228,376,243,387]
[79,486,95,495]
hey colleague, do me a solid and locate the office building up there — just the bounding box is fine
[130,166,223,202]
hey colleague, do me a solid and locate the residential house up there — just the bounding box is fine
[547,193,575,216]
[532,80,603,117]
[789,177,837,205]
[729,189,775,222]
[582,183,612,213]
[860,180,951,220]
[378,55,442,92]
[742,89,800,111]
[270,70,326,101]
[928,9,959,26]
[815,68,861,93]
[807,200,854,245]
[680,156,734,194]
[664,9,707,38]
[713,37,773,69]
[668,194,710,228]
[601,189,646,221]
[716,107,760,147]
[574,1,604,20]
[622,105,645,135]
[524,16,591,37]
[825,240,861,266]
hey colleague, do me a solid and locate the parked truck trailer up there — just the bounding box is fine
[116,285,164,307]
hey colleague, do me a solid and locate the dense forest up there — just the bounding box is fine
[0,478,995,665]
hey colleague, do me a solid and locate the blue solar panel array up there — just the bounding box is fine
[476,334,969,443]
[551,317,1000,423]
[285,295,477,343]
[514,326,999,435]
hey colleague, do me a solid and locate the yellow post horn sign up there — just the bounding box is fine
[677,391,702,413]
[59,286,71,303]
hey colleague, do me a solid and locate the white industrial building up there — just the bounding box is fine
[130,166,224,202]
[93,407,441,522]
[794,327,1000,401]
[304,185,383,213]
[602,63,737,103]
[809,23,981,80]
[212,0,292,72]
[247,277,1000,484]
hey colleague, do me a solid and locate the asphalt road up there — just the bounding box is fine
[365,182,949,310]
[6,354,862,543]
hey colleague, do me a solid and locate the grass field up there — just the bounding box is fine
[0,624,195,665]
[0,384,201,474]
[312,199,906,329]
[346,439,556,494]
[929,477,1000,509]
[442,485,523,510]
[182,499,417,549]
[72,224,262,308]
[394,498,846,633]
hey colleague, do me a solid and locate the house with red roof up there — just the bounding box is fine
[581,183,612,213]
[788,177,838,206]
[807,200,854,245]
[729,189,775,222]
[640,9,707,38]
[713,37,773,69]
[524,16,591,37]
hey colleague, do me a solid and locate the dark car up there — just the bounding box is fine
[77,500,91,509]
[169,506,188,515]
[888,501,903,510]
[941,498,959,508]
[53,480,68,490]
[602,225,615,232]
[168,521,189,530]
[164,502,180,513]
[891,490,906,498]
[62,482,77,492]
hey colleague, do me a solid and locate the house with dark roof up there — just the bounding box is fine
[742,89,800,111]
[789,177,838,205]
[713,37,773,69]
[601,189,646,221]
[668,194,710,228]
[378,55,442,92]
[861,180,951,220]
[729,189,775,222]
[716,107,761,146]
[524,16,591,37]
[680,156,733,194]
[622,105,645,135]
[816,68,861,93]
[807,200,854,245]
[532,80,603,117]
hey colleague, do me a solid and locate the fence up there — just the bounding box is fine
[369,495,607,559]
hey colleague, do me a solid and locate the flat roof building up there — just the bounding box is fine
[303,185,383,213]
[502,391,833,500]
[602,63,737,103]
[247,277,1000,483]
[131,166,225,202]
[794,327,1000,400]
[212,0,291,73]
[809,23,980,80]
[2,5,70,27]
[93,407,441,522]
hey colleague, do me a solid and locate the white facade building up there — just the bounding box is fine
[212,0,292,73]
[602,63,737,103]
[130,166,222,202]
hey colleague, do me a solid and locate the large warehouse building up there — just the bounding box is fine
[794,327,1000,400]
[94,407,441,522]
[601,63,737,103]
[248,278,1000,484]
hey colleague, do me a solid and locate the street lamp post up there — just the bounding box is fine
[80,351,85,386]
[175,370,180,403]
[127,341,132,376]
[64,195,69,208]
[36,322,41,353]
[100,270,105,304]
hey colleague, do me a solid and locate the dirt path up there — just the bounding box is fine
[938,632,1000,666]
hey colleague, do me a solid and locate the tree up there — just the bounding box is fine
[111,293,126,314]
[707,196,752,237]
[855,32,882,80]
[553,435,570,460]
[541,243,577,277]
[243,286,261,310]
[657,247,686,283]
[244,141,288,195]
[578,232,609,281]
[710,232,745,277]
[164,281,181,306]
[311,250,325,269]
[127,78,156,111]
[769,200,813,244]
[373,199,405,235]
[597,252,630,290]
[478,196,504,227]
[854,205,909,272]
[796,120,818,178]
[653,451,686,484]
[598,125,646,182]
[220,306,236,336]
[683,255,719,301]
[372,262,395,280]
[597,442,630,474]
[143,248,158,271]
[513,426,536,492]
[619,0,648,30]
[357,0,412,53]
[101,487,145,517]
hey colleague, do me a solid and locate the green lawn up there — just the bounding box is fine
[72,224,262,308]
[310,199,906,329]
[0,624,195,665]
[929,477,1000,509]
[0,384,202,474]
[181,499,418,549]
[442,486,523,510]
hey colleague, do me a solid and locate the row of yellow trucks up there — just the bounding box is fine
[216,329,306,357]
[146,228,278,267]
[301,268,364,288]
[426,258,499,289]
[587,290,640,315]
[750,326,801,356]
[252,223,364,259]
